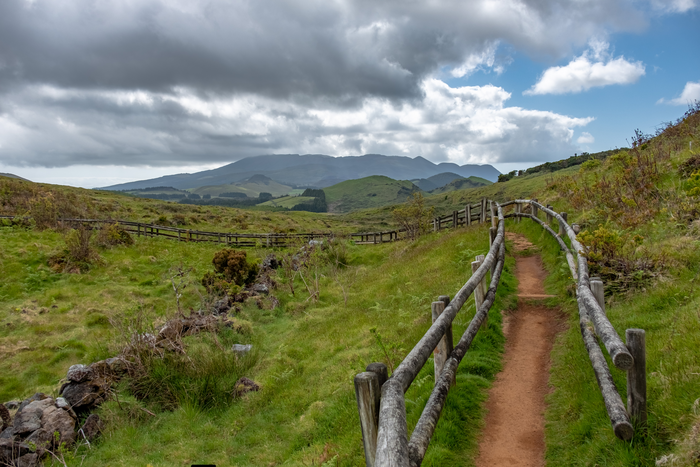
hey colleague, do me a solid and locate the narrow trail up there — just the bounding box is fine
[475,233,564,467]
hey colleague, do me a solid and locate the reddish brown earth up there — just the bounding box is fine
[475,233,564,467]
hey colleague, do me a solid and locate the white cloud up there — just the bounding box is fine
[525,40,645,95]
[0,79,593,174]
[659,81,700,105]
[649,0,697,13]
[577,132,595,144]
[451,42,501,78]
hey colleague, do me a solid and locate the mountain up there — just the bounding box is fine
[0,173,30,181]
[190,174,295,198]
[100,154,501,191]
[323,175,421,213]
[411,172,466,191]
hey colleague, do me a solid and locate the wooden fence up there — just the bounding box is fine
[0,198,492,247]
[355,200,647,466]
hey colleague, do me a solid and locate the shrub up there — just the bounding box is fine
[95,223,134,248]
[392,192,434,240]
[212,249,259,286]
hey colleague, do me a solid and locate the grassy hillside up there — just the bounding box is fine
[324,175,421,213]
[259,195,315,209]
[0,212,516,465]
[189,175,295,198]
[430,176,492,194]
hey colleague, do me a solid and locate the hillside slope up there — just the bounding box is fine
[324,175,421,213]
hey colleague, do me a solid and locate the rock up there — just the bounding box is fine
[78,414,102,442]
[54,398,77,422]
[13,399,52,435]
[261,254,280,270]
[4,401,19,410]
[105,357,128,375]
[60,382,106,411]
[231,344,252,355]
[212,298,231,315]
[24,428,52,450]
[309,239,324,247]
[232,377,260,398]
[67,364,94,383]
[40,404,76,446]
[16,394,47,414]
[0,439,31,464]
[0,404,10,431]
[17,453,39,467]
[89,360,110,378]
[0,427,16,440]
[251,283,269,295]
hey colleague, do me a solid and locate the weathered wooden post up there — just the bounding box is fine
[626,329,647,427]
[572,223,581,235]
[515,202,521,223]
[546,205,553,225]
[590,278,605,314]
[452,210,458,229]
[466,204,471,226]
[480,198,487,224]
[472,258,487,329]
[532,199,538,219]
[490,200,497,229]
[432,300,455,387]
[355,361,387,467]
[558,212,567,236]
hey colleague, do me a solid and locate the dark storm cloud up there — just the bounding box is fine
[0,0,650,169]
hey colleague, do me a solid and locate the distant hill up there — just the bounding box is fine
[0,173,30,181]
[323,175,422,213]
[190,174,295,198]
[411,172,466,191]
[99,154,501,191]
[430,176,492,194]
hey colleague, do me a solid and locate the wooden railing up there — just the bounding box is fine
[354,202,506,467]
[355,200,647,466]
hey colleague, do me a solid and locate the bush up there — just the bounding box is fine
[392,192,434,240]
[202,249,260,295]
[95,223,134,248]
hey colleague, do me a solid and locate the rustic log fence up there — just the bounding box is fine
[504,199,646,440]
[355,203,506,466]
[356,199,648,465]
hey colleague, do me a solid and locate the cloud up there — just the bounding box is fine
[525,40,645,95]
[658,81,700,105]
[0,80,592,169]
[577,132,595,144]
[649,0,697,13]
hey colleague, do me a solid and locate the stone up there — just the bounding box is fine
[4,401,19,410]
[89,360,110,378]
[232,377,260,398]
[16,394,47,414]
[40,404,76,446]
[105,357,128,375]
[54,398,69,410]
[231,344,252,355]
[212,298,230,315]
[78,414,102,442]
[67,364,94,383]
[13,399,52,435]
[251,283,269,294]
[24,428,52,450]
[0,427,16,440]
[0,404,10,431]
[60,382,106,411]
[17,453,39,467]
[0,439,31,464]
[261,254,280,270]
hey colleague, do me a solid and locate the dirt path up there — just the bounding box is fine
[475,233,563,467]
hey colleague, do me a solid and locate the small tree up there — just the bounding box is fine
[392,192,434,240]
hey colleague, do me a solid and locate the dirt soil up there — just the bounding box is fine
[475,233,564,467]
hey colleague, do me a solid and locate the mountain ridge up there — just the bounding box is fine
[100,154,501,191]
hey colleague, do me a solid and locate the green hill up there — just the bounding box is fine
[429,175,492,194]
[190,174,295,198]
[323,175,421,213]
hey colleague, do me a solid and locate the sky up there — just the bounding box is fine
[0,0,698,188]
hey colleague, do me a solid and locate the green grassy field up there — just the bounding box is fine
[324,175,420,213]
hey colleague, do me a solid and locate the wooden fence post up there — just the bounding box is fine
[626,329,647,427]
[559,212,567,236]
[480,198,486,224]
[433,218,438,232]
[532,199,538,219]
[355,368,381,467]
[472,259,487,329]
[432,301,450,387]
[546,205,553,225]
[452,210,458,229]
[515,202,521,223]
[438,295,456,387]
[590,278,605,314]
[490,200,497,229]
[466,205,471,226]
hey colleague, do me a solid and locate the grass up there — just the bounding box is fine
[324,175,420,213]
[1,218,517,466]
